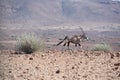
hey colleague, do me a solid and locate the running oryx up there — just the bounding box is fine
[56,27,88,50]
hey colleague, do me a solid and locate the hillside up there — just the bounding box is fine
[0,0,120,27]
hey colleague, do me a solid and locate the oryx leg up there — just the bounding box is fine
[74,43,78,52]
[78,43,83,51]
[78,43,81,47]
[67,42,70,50]
[66,42,73,53]
[63,42,66,46]
[75,44,77,47]
[61,42,67,51]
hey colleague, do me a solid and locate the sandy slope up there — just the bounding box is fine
[0,50,120,80]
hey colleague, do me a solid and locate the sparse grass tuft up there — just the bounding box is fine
[15,33,45,54]
[0,43,4,50]
[92,44,112,52]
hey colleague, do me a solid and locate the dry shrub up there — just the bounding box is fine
[92,44,112,52]
[16,34,45,54]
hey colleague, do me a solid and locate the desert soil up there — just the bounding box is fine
[0,50,120,80]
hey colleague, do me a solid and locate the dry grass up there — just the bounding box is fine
[92,44,112,52]
[15,34,45,54]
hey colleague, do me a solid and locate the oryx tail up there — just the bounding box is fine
[56,36,68,46]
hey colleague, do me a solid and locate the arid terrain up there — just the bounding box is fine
[0,26,120,80]
[0,50,120,80]
[0,24,120,80]
[0,0,120,80]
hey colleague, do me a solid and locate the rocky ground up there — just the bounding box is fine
[0,50,120,80]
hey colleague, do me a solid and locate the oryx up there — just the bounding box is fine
[56,27,88,50]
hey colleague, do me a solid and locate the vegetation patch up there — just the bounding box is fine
[92,44,112,52]
[0,43,4,50]
[15,33,45,54]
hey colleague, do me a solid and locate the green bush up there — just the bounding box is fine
[92,44,112,52]
[16,34,45,54]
